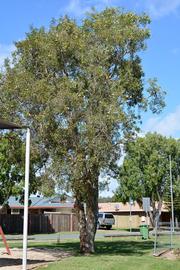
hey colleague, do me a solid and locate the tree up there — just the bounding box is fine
[0,132,43,210]
[173,175,180,220]
[0,8,165,253]
[115,133,180,225]
[0,133,25,208]
[98,196,115,203]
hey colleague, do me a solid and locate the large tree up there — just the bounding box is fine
[0,8,165,253]
[115,133,180,225]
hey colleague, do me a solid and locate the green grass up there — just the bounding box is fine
[36,238,180,270]
[2,236,180,270]
[38,255,179,270]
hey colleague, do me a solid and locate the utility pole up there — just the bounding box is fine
[169,155,174,232]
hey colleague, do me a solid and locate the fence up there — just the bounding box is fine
[153,221,180,255]
[0,213,79,234]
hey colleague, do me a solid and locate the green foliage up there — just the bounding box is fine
[0,8,165,195]
[0,132,44,205]
[0,133,25,205]
[98,196,115,203]
[0,8,166,250]
[115,133,180,216]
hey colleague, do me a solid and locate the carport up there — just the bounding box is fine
[0,119,30,270]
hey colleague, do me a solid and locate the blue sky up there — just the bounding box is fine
[0,1,180,195]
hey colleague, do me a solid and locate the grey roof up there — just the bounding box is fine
[8,196,74,209]
[0,119,22,129]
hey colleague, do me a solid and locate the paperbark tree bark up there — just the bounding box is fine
[75,172,99,254]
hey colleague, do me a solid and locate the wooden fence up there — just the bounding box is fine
[0,213,79,234]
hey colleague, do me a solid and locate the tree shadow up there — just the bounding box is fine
[95,240,153,256]
[0,258,52,267]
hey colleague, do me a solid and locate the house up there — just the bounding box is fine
[98,202,170,228]
[2,196,170,229]
[0,195,77,234]
[6,195,75,215]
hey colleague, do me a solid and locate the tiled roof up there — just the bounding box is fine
[98,202,169,213]
[8,196,74,209]
[98,202,143,212]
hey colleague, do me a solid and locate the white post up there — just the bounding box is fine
[129,198,133,233]
[169,155,174,232]
[22,128,30,270]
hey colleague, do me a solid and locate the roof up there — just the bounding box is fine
[0,119,22,129]
[98,202,144,213]
[98,202,169,213]
[8,196,74,209]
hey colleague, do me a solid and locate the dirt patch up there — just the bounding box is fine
[159,249,180,260]
[0,247,72,269]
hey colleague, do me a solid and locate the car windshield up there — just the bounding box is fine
[98,213,103,218]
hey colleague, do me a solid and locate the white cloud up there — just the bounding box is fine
[65,0,90,17]
[144,105,180,137]
[145,0,180,18]
[61,0,118,18]
[0,44,15,67]
[59,0,180,19]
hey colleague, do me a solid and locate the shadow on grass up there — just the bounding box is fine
[30,239,154,257]
[0,258,52,268]
[95,240,153,256]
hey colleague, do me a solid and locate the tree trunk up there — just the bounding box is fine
[85,177,98,253]
[74,197,89,253]
[75,172,99,254]
[149,197,162,227]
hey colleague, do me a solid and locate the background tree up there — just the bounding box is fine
[115,133,180,225]
[0,8,165,253]
[98,196,115,203]
[0,131,45,209]
[0,132,41,208]
[173,175,180,220]
[0,133,25,209]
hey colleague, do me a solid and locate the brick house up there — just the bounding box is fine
[6,195,75,215]
[98,202,170,228]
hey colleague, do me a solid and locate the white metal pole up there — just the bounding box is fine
[22,128,30,270]
[129,198,132,233]
[169,155,174,232]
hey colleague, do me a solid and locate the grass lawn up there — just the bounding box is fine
[1,235,180,270]
[38,254,179,270]
[37,238,180,270]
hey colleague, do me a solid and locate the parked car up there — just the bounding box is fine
[97,212,115,229]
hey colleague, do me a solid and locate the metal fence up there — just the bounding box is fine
[0,213,79,234]
[153,221,180,255]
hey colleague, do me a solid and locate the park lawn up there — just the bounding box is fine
[1,236,179,270]
[33,238,180,270]
[38,254,179,270]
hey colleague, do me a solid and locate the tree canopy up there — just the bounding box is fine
[0,8,165,252]
[115,133,180,224]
